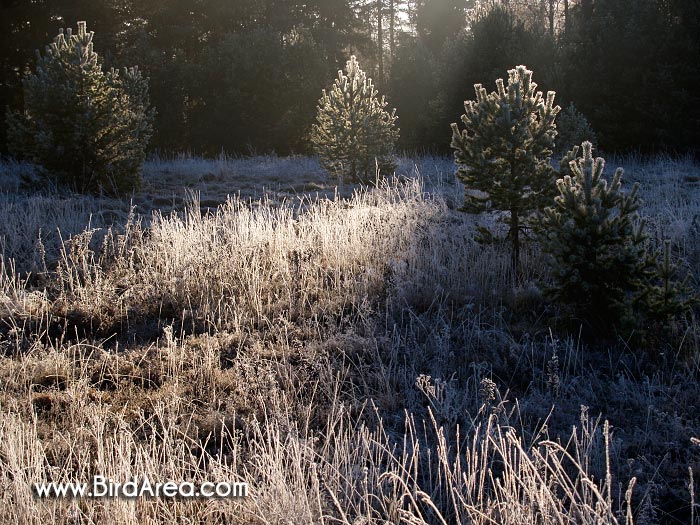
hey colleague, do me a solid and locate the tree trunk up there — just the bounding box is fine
[377,0,384,87]
[389,0,395,68]
[548,0,555,36]
[510,153,520,275]
[581,0,593,18]
[563,0,569,35]
[510,208,520,276]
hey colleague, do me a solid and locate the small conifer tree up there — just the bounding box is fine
[6,22,154,195]
[451,65,560,271]
[643,240,696,338]
[555,102,596,154]
[538,141,652,333]
[310,55,399,182]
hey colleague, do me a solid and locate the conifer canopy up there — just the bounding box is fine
[538,141,650,333]
[6,21,154,195]
[310,55,398,182]
[451,65,560,271]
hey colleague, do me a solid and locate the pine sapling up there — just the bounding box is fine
[451,65,560,272]
[643,240,696,338]
[310,55,399,183]
[6,22,154,195]
[538,141,652,334]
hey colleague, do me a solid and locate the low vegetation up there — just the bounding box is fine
[1,153,699,524]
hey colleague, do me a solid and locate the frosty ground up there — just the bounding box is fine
[1,153,699,524]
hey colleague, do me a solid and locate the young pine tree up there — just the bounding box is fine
[451,65,560,271]
[538,141,651,334]
[555,102,597,154]
[6,22,154,195]
[310,56,399,183]
[643,239,696,347]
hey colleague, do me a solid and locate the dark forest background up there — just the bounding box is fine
[1,0,698,157]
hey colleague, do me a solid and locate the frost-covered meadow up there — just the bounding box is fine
[1,153,700,524]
